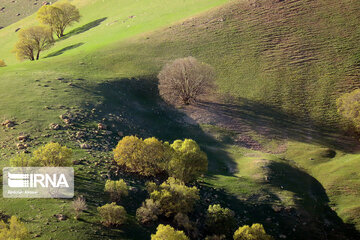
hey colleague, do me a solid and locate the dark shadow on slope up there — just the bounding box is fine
[68,77,359,239]
[267,161,329,209]
[195,98,359,152]
[61,17,107,40]
[45,43,84,58]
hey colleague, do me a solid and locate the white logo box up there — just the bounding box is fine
[3,167,74,198]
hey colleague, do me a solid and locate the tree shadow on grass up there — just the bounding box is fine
[195,99,359,152]
[61,17,107,40]
[45,42,84,58]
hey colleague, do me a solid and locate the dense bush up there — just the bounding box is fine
[158,56,215,105]
[136,199,160,224]
[205,204,236,236]
[233,223,273,240]
[0,59,6,67]
[37,1,81,38]
[113,136,170,176]
[10,142,72,167]
[337,89,360,131]
[97,203,127,227]
[33,142,72,166]
[168,139,208,183]
[146,177,199,217]
[72,196,87,220]
[0,216,29,240]
[104,179,128,202]
[151,224,189,240]
[10,153,38,167]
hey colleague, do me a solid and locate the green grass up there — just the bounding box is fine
[0,0,360,238]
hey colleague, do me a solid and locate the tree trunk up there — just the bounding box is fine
[36,51,40,60]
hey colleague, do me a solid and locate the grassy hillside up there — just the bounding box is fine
[0,0,58,28]
[0,0,360,239]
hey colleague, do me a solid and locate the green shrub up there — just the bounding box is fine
[97,203,127,227]
[337,89,360,131]
[233,223,273,240]
[113,136,170,176]
[104,179,128,202]
[10,153,39,167]
[10,142,72,167]
[206,204,236,236]
[147,177,199,217]
[151,224,189,240]
[0,216,29,240]
[168,139,208,183]
[33,142,72,166]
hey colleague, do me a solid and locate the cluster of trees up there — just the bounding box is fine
[10,142,72,167]
[136,177,199,223]
[13,1,80,61]
[6,137,272,239]
[113,136,208,183]
[150,223,273,240]
[111,135,273,239]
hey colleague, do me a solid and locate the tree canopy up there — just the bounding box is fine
[337,89,360,131]
[37,1,81,38]
[14,26,54,61]
[151,224,189,240]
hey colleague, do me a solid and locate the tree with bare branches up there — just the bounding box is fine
[158,57,215,105]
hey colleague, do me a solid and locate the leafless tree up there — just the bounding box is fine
[72,195,87,219]
[158,57,215,105]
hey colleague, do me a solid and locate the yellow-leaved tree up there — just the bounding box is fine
[337,89,360,131]
[14,26,54,61]
[37,1,81,38]
[113,136,171,176]
[151,224,189,240]
[233,223,273,240]
[0,216,30,240]
[168,139,208,183]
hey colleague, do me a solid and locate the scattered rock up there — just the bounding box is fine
[54,214,67,221]
[279,234,287,239]
[2,120,15,128]
[117,131,124,137]
[79,143,91,149]
[49,123,60,130]
[16,143,26,150]
[18,134,29,142]
[97,123,107,130]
